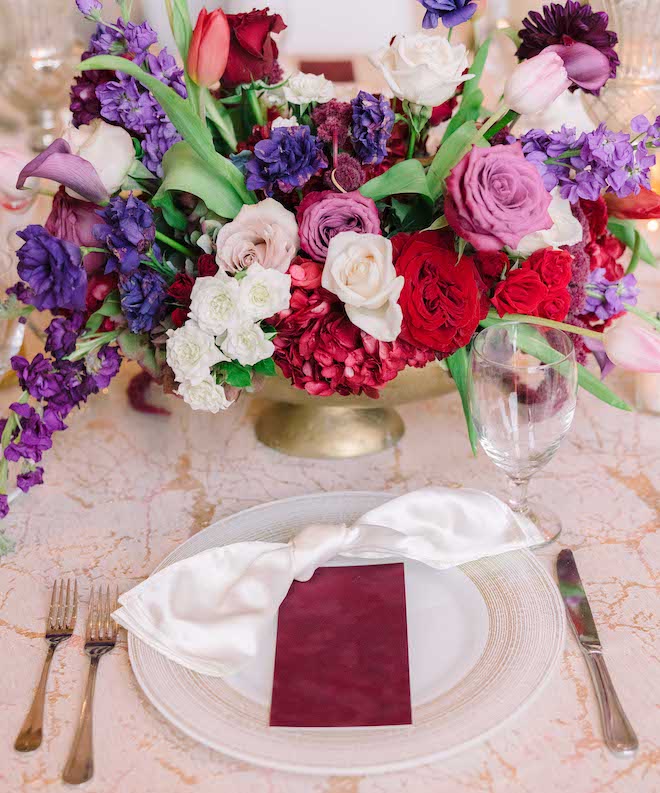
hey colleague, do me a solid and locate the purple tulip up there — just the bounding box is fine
[45,187,106,274]
[545,42,611,94]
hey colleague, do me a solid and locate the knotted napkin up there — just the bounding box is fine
[114,487,543,677]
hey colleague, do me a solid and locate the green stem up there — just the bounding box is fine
[407,126,418,159]
[482,309,604,339]
[447,27,453,42]
[625,304,660,332]
[198,89,206,125]
[80,247,107,257]
[67,330,120,362]
[475,103,508,143]
[247,88,266,127]
[626,230,642,274]
[155,231,195,258]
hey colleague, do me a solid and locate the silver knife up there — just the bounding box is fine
[557,549,638,757]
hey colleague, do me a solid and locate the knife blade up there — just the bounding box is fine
[556,549,638,757]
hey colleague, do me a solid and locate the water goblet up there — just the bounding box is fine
[468,322,578,545]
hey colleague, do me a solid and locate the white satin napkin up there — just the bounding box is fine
[114,487,543,677]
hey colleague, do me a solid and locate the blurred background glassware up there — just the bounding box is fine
[469,322,578,545]
[0,0,78,151]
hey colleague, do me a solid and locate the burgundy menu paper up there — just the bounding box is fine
[270,563,412,728]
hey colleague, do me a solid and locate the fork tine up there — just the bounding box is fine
[86,586,96,641]
[70,580,79,630]
[112,586,119,639]
[47,579,58,631]
[56,579,64,631]
[64,579,71,630]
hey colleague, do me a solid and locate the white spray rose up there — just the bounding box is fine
[189,273,241,336]
[271,115,299,129]
[215,198,300,274]
[513,188,584,257]
[177,377,234,413]
[370,33,473,107]
[62,119,135,198]
[166,321,226,386]
[220,322,275,366]
[239,263,291,322]
[284,72,335,105]
[322,232,403,342]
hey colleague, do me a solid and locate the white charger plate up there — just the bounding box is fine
[128,492,565,775]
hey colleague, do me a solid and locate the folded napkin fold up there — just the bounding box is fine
[114,487,543,677]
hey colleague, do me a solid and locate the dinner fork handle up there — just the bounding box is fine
[62,655,99,784]
[584,649,638,756]
[14,644,56,752]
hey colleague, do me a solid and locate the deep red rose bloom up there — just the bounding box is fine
[223,9,285,89]
[430,95,458,126]
[167,272,194,303]
[522,247,573,290]
[536,288,571,322]
[605,187,660,220]
[197,253,219,277]
[580,196,609,240]
[86,272,117,313]
[473,250,509,288]
[171,308,188,328]
[393,230,482,356]
[491,269,548,317]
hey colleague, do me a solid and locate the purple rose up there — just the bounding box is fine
[45,187,106,274]
[297,190,382,262]
[445,142,553,252]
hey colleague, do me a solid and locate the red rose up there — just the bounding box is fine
[393,230,482,356]
[586,234,625,280]
[86,273,117,313]
[430,95,458,126]
[580,197,609,241]
[171,308,188,328]
[197,253,219,277]
[536,289,571,322]
[521,247,573,290]
[605,187,660,220]
[491,269,548,317]
[167,272,194,303]
[223,9,286,89]
[473,250,509,288]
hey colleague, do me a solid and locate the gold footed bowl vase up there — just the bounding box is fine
[255,364,455,459]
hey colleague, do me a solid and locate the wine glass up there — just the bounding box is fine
[468,322,578,545]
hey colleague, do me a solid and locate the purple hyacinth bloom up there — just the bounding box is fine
[119,268,168,334]
[584,269,639,320]
[87,345,122,389]
[94,194,156,275]
[16,467,44,493]
[4,403,56,464]
[76,0,102,16]
[97,74,161,134]
[11,354,62,400]
[146,50,187,98]
[417,0,477,29]
[142,122,183,177]
[351,91,395,166]
[16,225,87,312]
[246,126,328,196]
[45,314,85,360]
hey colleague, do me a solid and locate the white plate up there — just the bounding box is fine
[129,492,565,775]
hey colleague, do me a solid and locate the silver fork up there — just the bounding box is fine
[62,585,118,785]
[15,578,78,752]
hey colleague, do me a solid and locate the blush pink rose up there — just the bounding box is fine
[297,190,382,262]
[445,142,553,252]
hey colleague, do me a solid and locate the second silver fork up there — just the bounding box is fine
[62,585,118,785]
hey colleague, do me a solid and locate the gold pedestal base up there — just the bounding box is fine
[256,402,404,459]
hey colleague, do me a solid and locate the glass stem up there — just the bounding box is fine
[507,477,530,514]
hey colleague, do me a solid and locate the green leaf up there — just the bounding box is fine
[153,190,188,232]
[117,330,164,379]
[446,348,478,456]
[128,159,156,181]
[154,141,247,220]
[484,109,519,142]
[164,0,200,116]
[576,361,633,411]
[254,357,276,377]
[427,121,480,201]
[500,27,522,49]
[219,361,253,388]
[442,38,491,143]
[607,218,656,267]
[360,159,432,203]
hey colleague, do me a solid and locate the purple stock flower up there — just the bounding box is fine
[89,21,126,57]
[246,126,328,196]
[0,495,9,519]
[351,91,395,166]
[120,20,158,63]
[75,0,102,16]
[45,314,85,360]
[4,403,57,464]
[142,122,182,177]
[16,467,44,493]
[97,73,161,134]
[119,267,167,334]
[11,354,61,400]
[94,195,156,275]
[417,0,478,29]
[6,281,35,305]
[583,269,639,320]
[87,345,122,389]
[16,225,87,312]
[46,360,94,416]
[146,50,187,98]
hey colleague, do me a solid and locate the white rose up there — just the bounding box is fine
[322,232,403,342]
[284,72,335,105]
[220,322,275,366]
[62,119,135,198]
[370,33,473,107]
[272,115,299,129]
[166,321,226,385]
[189,273,241,336]
[512,188,584,257]
[177,376,234,413]
[215,198,300,274]
[239,263,291,322]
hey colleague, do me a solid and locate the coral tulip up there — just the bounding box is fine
[605,187,660,220]
[504,51,570,115]
[603,314,660,373]
[188,8,230,88]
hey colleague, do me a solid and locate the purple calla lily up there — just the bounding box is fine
[16,139,109,205]
[545,42,611,94]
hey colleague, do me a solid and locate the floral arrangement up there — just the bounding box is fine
[1,0,659,521]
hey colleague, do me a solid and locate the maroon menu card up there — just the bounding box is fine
[270,563,412,728]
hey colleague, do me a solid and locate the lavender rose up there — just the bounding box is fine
[445,142,553,252]
[297,190,382,263]
[45,187,105,274]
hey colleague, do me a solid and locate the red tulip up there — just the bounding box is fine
[605,187,660,220]
[188,8,230,88]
